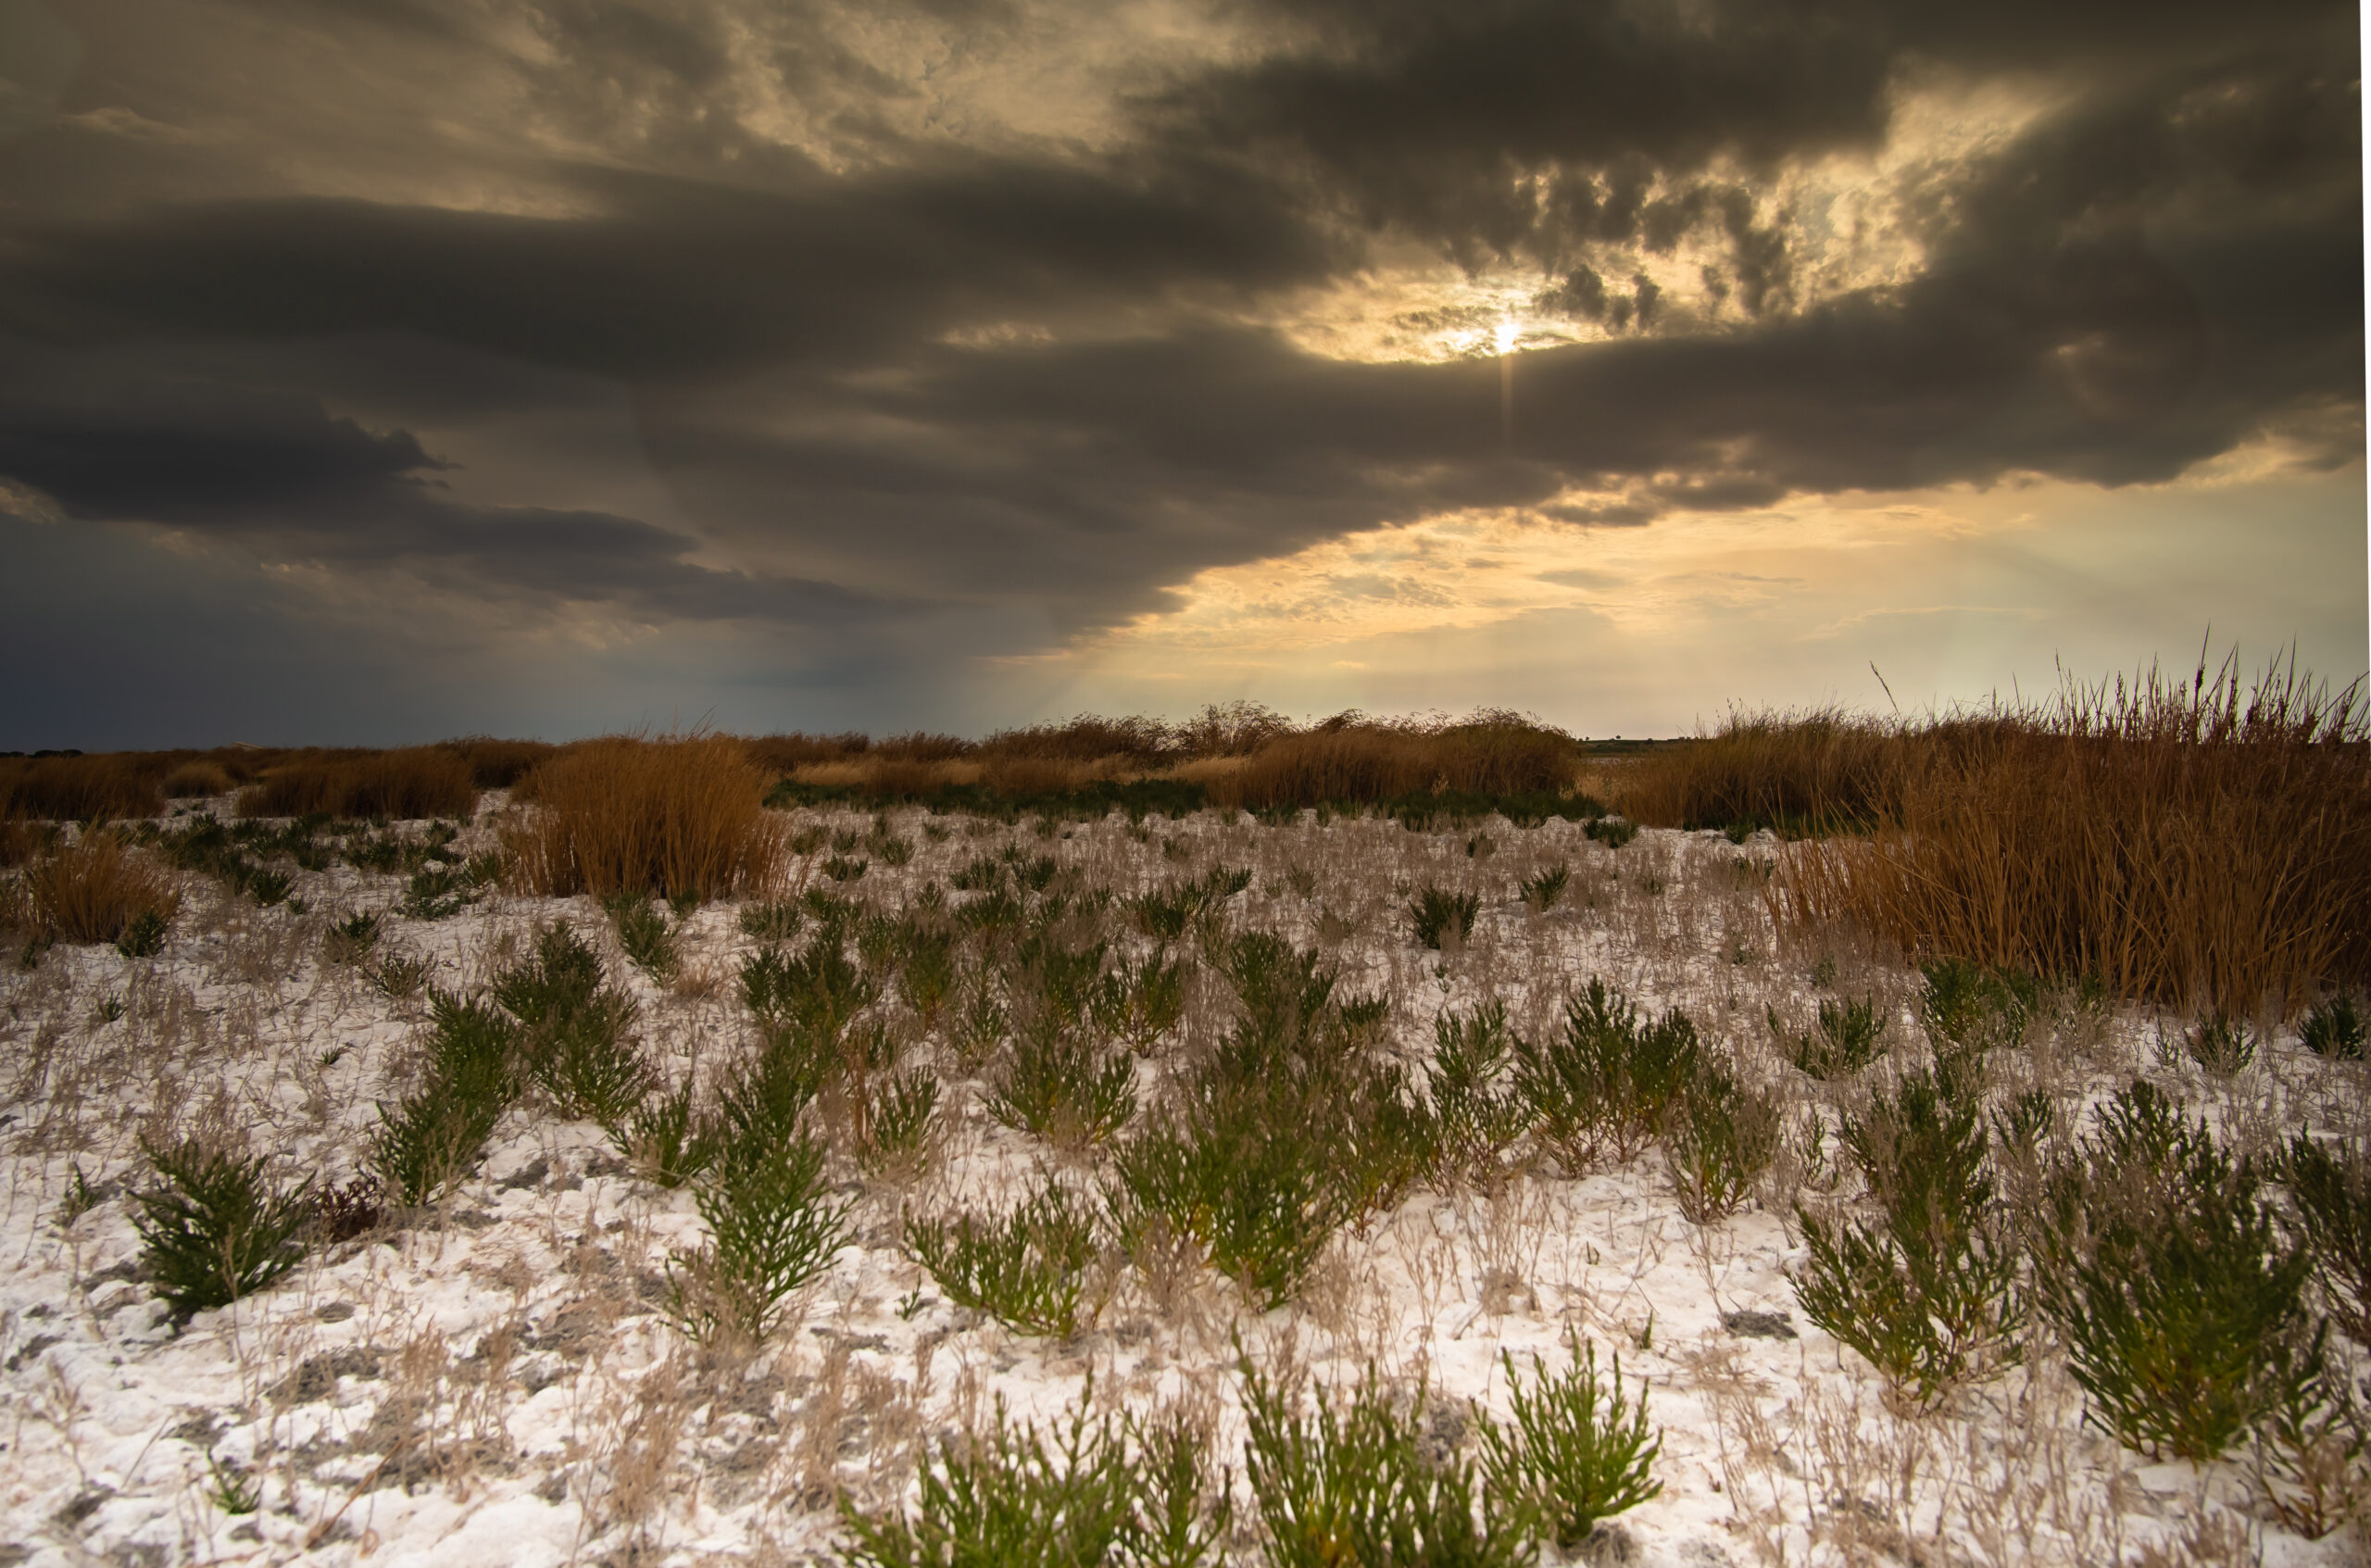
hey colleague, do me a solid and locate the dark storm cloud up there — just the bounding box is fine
[0,343,886,626]
[0,153,1336,380]
[0,0,2356,734]
[1159,0,2356,302]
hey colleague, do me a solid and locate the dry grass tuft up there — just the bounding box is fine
[238,746,480,820]
[506,733,785,899]
[1648,657,2371,1016]
[158,759,235,798]
[25,832,181,944]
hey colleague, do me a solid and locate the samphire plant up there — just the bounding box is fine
[668,1031,850,1344]
[2037,1081,2324,1463]
[1477,1336,1661,1550]
[1796,1071,2025,1407]
[371,990,519,1207]
[132,1135,315,1316]
[1512,977,1700,1171]
[906,1180,1101,1337]
[1241,1361,1531,1568]
[839,1382,1227,1568]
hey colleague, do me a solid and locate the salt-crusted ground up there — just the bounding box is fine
[0,797,2362,1566]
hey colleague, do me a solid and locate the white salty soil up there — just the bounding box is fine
[0,798,2361,1568]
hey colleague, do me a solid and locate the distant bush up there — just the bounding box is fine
[1211,710,1578,811]
[159,760,235,797]
[434,735,557,788]
[239,746,479,820]
[0,753,164,822]
[507,734,784,901]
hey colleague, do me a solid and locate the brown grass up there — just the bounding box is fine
[237,747,480,820]
[0,754,165,822]
[1209,710,1581,809]
[435,736,558,788]
[25,833,181,944]
[743,732,874,773]
[159,759,236,797]
[1685,658,2371,1017]
[1614,709,1898,832]
[976,714,1178,765]
[505,733,785,899]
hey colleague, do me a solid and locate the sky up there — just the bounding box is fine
[0,0,2361,746]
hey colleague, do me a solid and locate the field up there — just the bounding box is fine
[0,689,2366,1568]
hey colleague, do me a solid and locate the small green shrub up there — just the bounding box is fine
[987,1017,1139,1148]
[1409,885,1480,949]
[1919,958,2036,1056]
[322,910,382,966]
[951,966,1010,1068]
[131,1136,315,1315]
[898,927,959,1024]
[245,868,294,908]
[1477,1336,1661,1550]
[1429,1002,1529,1173]
[1799,1073,2024,1405]
[823,855,868,883]
[1512,978,1700,1170]
[1663,1060,1778,1223]
[609,1079,722,1188]
[1774,995,1887,1080]
[1518,861,1571,911]
[1242,1362,1530,1568]
[2180,1012,2257,1074]
[533,995,651,1124]
[738,898,803,943]
[2289,1134,2371,1346]
[400,864,478,919]
[371,991,519,1206]
[494,923,604,1023]
[907,1181,1100,1336]
[115,907,169,959]
[839,1388,1148,1568]
[671,1124,848,1344]
[1092,952,1188,1054]
[1584,817,1637,848]
[2038,1082,2320,1462]
[606,894,680,983]
[857,1065,941,1179]
[1110,1110,1345,1309]
[496,926,647,1121]
[2302,995,2367,1060]
[740,937,878,1043]
[369,952,434,999]
[1222,930,1336,1045]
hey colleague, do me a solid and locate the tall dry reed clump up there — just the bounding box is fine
[26,832,181,945]
[1613,709,1900,833]
[1640,659,2371,1019]
[507,734,784,900]
[0,754,166,822]
[436,736,558,788]
[239,747,480,820]
[1213,711,1581,809]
